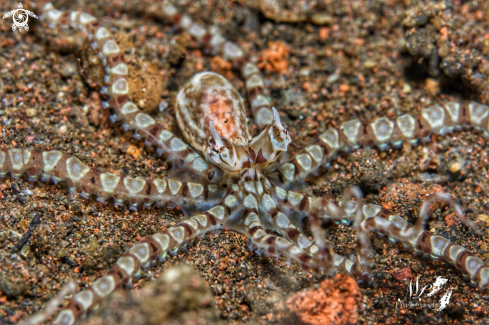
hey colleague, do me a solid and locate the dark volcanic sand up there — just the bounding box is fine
[0,0,488,324]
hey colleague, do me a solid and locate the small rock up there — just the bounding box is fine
[159,101,169,112]
[476,214,489,224]
[339,84,349,92]
[0,274,28,298]
[60,61,77,78]
[392,267,414,282]
[446,303,465,319]
[448,159,466,180]
[58,124,68,134]
[56,248,70,259]
[372,235,385,251]
[326,73,339,84]
[79,264,220,325]
[278,274,361,325]
[21,189,33,196]
[363,59,377,69]
[424,78,440,95]
[126,144,141,158]
[88,239,100,251]
[402,82,412,93]
[438,44,450,57]
[25,108,37,117]
[310,13,333,25]
[20,245,32,259]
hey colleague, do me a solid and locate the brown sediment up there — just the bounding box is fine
[0,0,488,324]
[78,264,222,325]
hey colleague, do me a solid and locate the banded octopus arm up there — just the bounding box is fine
[308,191,489,291]
[270,101,489,188]
[51,201,234,325]
[240,179,362,277]
[266,185,371,279]
[242,213,359,277]
[268,182,489,285]
[0,148,225,211]
[36,2,223,183]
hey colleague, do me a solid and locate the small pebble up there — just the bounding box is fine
[438,44,450,57]
[476,214,489,224]
[402,83,412,93]
[339,84,350,92]
[58,125,68,134]
[424,78,440,95]
[311,13,333,25]
[449,161,463,173]
[327,73,339,84]
[363,59,377,69]
[21,189,33,196]
[126,144,141,158]
[25,108,37,117]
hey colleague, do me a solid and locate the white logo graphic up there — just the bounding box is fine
[396,276,453,311]
[3,3,38,32]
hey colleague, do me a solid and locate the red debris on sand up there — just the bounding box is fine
[392,267,415,283]
[281,274,362,325]
[258,41,289,74]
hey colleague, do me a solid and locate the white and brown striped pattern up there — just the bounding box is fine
[0,149,224,210]
[160,0,245,65]
[244,217,316,271]
[244,216,359,277]
[312,195,489,291]
[53,203,231,325]
[272,100,489,185]
[38,2,222,183]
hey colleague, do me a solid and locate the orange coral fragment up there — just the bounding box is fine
[258,41,289,74]
[281,274,361,325]
[210,56,233,79]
